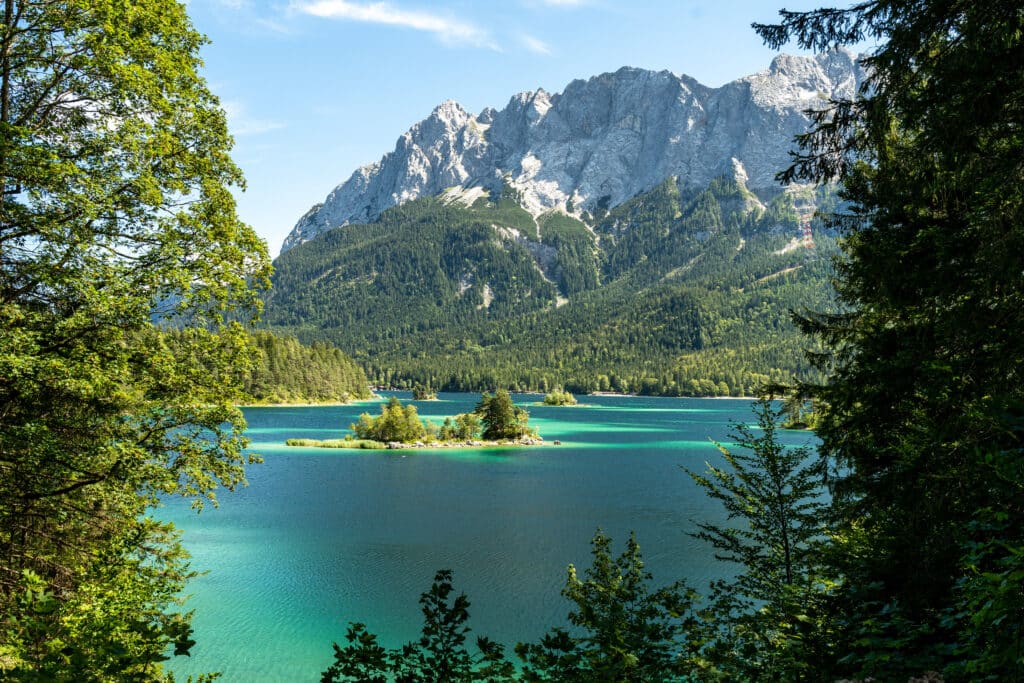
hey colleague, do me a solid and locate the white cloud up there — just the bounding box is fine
[223,101,286,137]
[521,34,552,55]
[294,0,496,48]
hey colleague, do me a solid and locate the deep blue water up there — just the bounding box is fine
[161,392,815,681]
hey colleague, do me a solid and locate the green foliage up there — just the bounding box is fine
[243,332,370,403]
[685,399,833,680]
[1,521,202,681]
[321,570,517,683]
[0,0,270,677]
[538,211,598,295]
[264,178,840,397]
[516,531,698,683]
[412,384,438,401]
[437,413,482,442]
[163,329,371,404]
[756,2,1024,679]
[324,535,697,683]
[475,390,532,441]
[285,438,386,449]
[780,392,821,430]
[351,396,428,443]
[542,389,577,406]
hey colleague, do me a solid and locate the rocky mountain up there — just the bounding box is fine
[282,50,864,252]
[264,173,841,395]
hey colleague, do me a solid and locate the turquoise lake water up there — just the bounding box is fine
[161,392,815,681]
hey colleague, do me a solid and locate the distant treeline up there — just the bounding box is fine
[163,329,371,404]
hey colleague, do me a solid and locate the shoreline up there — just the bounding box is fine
[241,393,760,408]
[286,436,553,451]
[237,395,383,408]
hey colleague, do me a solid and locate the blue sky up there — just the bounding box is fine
[185,0,852,255]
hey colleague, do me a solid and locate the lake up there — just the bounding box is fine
[162,392,815,681]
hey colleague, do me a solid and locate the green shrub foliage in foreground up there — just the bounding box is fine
[0,0,271,678]
[322,536,697,683]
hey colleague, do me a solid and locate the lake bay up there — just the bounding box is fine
[163,393,814,681]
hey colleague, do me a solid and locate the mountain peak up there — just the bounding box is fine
[429,99,470,123]
[281,52,864,253]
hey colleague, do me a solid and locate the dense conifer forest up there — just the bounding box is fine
[264,177,839,396]
[242,332,371,403]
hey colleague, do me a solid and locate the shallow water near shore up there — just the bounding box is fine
[162,392,815,682]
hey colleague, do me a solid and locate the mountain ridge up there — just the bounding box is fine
[282,49,864,253]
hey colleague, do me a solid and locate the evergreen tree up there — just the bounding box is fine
[686,399,832,680]
[321,570,516,683]
[475,390,531,441]
[756,2,1024,678]
[516,531,697,683]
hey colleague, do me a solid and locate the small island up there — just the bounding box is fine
[286,390,544,450]
[541,388,578,406]
[411,383,438,400]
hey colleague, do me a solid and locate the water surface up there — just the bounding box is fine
[163,393,813,681]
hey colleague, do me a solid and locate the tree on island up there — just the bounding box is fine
[543,389,578,406]
[412,384,438,401]
[351,396,427,443]
[347,394,535,445]
[476,390,533,440]
[437,412,483,442]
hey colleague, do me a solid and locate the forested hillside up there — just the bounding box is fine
[263,177,839,395]
[164,330,371,403]
[243,332,371,403]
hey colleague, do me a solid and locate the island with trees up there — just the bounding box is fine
[542,388,578,406]
[411,384,438,401]
[286,390,543,450]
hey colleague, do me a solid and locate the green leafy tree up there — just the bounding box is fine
[542,389,577,406]
[685,399,832,680]
[516,531,698,683]
[756,1,1024,678]
[0,0,271,678]
[350,397,428,443]
[438,413,482,441]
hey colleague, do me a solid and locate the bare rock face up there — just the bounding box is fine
[281,50,865,253]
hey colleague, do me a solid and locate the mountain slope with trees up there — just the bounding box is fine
[263,176,839,396]
[243,332,371,403]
